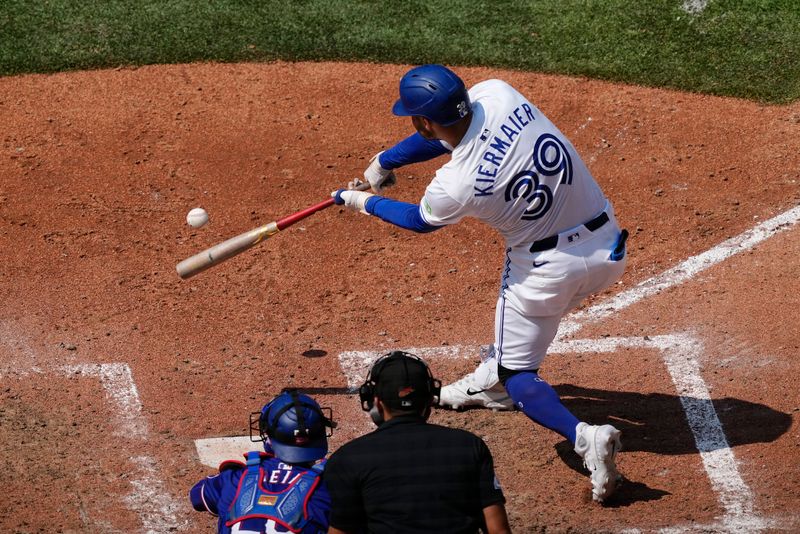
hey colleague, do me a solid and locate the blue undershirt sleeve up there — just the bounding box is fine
[364,196,442,233]
[189,478,221,514]
[378,133,450,169]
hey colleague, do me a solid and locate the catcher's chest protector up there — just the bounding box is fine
[226,451,325,533]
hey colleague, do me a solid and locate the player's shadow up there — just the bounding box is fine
[556,384,791,455]
[551,384,792,506]
[295,387,353,395]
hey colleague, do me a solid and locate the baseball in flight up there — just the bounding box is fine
[186,207,209,228]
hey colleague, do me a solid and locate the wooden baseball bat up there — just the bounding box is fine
[176,182,370,279]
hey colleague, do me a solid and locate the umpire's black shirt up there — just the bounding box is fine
[325,414,505,533]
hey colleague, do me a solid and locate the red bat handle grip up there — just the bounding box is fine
[276,197,335,230]
[277,181,371,230]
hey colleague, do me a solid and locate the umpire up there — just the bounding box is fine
[325,351,511,534]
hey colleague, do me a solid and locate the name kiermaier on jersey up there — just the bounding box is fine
[474,102,536,197]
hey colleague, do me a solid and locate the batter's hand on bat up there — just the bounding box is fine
[332,189,375,215]
[364,151,396,193]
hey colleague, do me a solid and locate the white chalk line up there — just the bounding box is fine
[125,455,186,534]
[558,204,800,339]
[63,363,149,438]
[651,336,771,533]
[0,362,185,533]
[59,363,185,533]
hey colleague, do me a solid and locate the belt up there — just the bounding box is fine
[529,211,609,253]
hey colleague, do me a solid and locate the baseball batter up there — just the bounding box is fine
[333,64,628,502]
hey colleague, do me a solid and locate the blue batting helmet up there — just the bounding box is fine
[392,64,471,126]
[254,391,335,464]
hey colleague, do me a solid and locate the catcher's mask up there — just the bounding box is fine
[249,389,336,464]
[359,351,441,424]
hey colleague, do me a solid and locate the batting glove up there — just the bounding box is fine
[363,151,396,193]
[332,189,375,215]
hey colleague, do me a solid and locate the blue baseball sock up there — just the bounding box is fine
[504,371,580,443]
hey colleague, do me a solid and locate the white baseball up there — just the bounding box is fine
[186,207,209,228]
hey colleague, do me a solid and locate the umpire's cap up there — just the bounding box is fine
[392,64,471,126]
[257,391,335,464]
[369,351,441,412]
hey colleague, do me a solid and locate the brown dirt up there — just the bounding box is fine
[1,60,799,532]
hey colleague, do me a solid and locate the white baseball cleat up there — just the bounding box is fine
[574,422,623,503]
[438,373,515,411]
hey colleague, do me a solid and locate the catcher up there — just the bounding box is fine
[189,390,335,533]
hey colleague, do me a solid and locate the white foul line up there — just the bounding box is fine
[1,362,183,532]
[125,456,186,534]
[63,363,148,438]
[58,363,184,533]
[651,336,770,534]
[559,205,800,338]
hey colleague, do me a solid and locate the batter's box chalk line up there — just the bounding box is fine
[0,362,187,534]
[558,204,800,339]
[61,363,186,533]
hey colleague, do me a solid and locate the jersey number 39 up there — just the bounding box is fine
[504,133,573,220]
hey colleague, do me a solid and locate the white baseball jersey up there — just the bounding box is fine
[416,79,625,372]
[419,79,607,248]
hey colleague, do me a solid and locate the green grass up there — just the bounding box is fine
[1,0,798,103]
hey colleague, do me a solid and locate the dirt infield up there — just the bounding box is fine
[1,61,799,533]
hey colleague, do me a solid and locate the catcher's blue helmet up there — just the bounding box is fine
[392,64,471,126]
[253,391,335,464]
